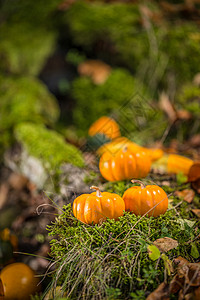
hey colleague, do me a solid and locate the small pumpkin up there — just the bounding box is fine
[99,146,151,181]
[97,137,163,162]
[73,186,125,224]
[123,180,168,217]
[88,116,120,140]
[0,262,40,300]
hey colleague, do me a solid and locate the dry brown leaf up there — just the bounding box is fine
[159,92,177,123]
[153,237,179,253]
[169,274,184,294]
[192,209,200,218]
[146,282,169,300]
[174,256,200,287]
[174,189,195,203]
[78,60,111,85]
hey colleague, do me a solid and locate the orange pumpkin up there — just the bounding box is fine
[97,137,163,162]
[0,262,40,300]
[73,186,125,224]
[123,180,168,217]
[88,116,120,140]
[99,146,151,181]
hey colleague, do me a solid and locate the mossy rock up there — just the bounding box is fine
[9,123,84,188]
[47,197,199,299]
[0,76,60,131]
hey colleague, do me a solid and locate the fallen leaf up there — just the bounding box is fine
[174,189,195,203]
[146,282,169,300]
[159,92,177,123]
[192,209,200,218]
[78,60,111,85]
[169,274,184,294]
[147,244,161,261]
[153,237,179,253]
[174,256,200,287]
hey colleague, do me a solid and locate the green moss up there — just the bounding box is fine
[0,76,60,131]
[47,194,199,299]
[0,23,57,76]
[177,84,200,117]
[14,123,84,171]
[0,0,61,75]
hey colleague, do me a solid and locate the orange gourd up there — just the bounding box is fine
[0,262,40,300]
[123,180,168,217]
[88,116,120,140]
[99,146,151,181]
[73,186,125,224]
[167,154,193,176]
[97,137,163,162]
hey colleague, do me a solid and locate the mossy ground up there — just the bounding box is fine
[46,179,200,300]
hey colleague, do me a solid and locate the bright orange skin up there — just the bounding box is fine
[0,262,40,300]
[123,185,168,217]
[73,191,125,224]
[99,147,151,182]
[88,116,120,140]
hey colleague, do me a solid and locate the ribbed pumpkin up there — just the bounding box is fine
[97,137,163,162]
[123,180,168,217]
[73,186,125,224]
[88,116,120,140]
[99,146,151,181]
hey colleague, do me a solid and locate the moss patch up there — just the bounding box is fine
[14,123,85,172]
[47,189,200,299]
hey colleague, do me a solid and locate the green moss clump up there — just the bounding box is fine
[0,76,60,131]
[14,123,84,171]
[0,0,62,75]
[47,201,199,299]
[0,23,56,76]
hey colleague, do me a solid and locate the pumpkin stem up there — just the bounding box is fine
[90,186,102,197]
[131,179,146,189]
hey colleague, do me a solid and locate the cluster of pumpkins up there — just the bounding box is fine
[73,116,196,225]
[88,116,194,181]
[73,182,169,225]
